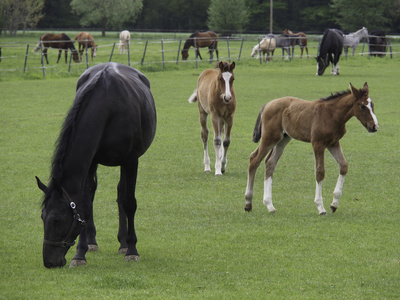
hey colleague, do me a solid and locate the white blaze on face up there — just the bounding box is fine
[367,98,379,129]
[222,71,233,101]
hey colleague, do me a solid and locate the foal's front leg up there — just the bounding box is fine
[200,111,210,173]
[328,142,348,212]
[211,115,224,175]
[221,117,234,174]
[313,145,327,215]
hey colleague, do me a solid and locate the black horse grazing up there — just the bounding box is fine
[36,62,157,268]
[316,29,344,76]
[369,30,387,57]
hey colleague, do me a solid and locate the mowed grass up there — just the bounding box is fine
[1,48,400,298]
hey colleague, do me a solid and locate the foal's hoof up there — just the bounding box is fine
[88,244,98,252]
[330,205,338,213]
[69,259,87,268]
[319,211,327,216]
[118,248,128,254]
[244,204,252,212]
[124,255,140,262]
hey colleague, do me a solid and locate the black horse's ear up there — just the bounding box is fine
[36,176,48,193]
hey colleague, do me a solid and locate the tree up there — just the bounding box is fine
[207,0,249,35]
[331,0,394,32]
[1,0,44,35]
[70,0,143,36]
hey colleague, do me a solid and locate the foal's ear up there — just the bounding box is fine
[230,61,235,71]
[363,82,369,92]
[349,83,361,98]
[36,176,48,193]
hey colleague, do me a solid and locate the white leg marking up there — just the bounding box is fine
[203,147,210,173]
[245,175,253,206]
[263,177,276,212]
[214,139,222,176]
[314,181,326,215]
[331,174,345,209]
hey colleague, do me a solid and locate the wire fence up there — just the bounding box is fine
[0,33,399,77]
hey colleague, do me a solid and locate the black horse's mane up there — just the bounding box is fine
[48,68,108,194]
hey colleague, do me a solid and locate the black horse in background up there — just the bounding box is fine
[36,62,157,268]
[369,30,387,57]
[316,29,344,76]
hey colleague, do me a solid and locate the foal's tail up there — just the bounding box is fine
[253,104,266,143]
[188,89,197,103]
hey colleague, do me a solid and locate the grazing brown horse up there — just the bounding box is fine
[73,32,98,62]
[33,33,79,64]
[245,83,379,215]
[188,61,236,175]
[182,31,219,61]
[283,29,309,58]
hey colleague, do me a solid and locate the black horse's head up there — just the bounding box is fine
[36,177,85,268]
[316,55,329,76]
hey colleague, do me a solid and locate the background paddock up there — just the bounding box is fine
[1,34,399,298]
[1,31,399,79]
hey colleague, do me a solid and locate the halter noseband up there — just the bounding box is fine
[43,188,86,248]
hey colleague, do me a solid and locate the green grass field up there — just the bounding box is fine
[1,33,400,299]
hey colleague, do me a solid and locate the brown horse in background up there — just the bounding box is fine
[73,32,98,62]
[283,29,309,58]
[33,33,79,64]
[244,83,378,215]
[188,61,236,175]
[182,31,219,61]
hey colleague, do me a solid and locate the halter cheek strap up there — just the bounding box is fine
[43,188,86,248]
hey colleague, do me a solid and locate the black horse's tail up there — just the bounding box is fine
[252,104,266,143]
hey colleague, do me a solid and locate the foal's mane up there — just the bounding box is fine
[321,90,350,101]
[321,87,366,101]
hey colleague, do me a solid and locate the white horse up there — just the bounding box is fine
[251,37,276,62]
[343,27,368,57]
[119,30,131,54]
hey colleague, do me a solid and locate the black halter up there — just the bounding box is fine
[43,188,86,248]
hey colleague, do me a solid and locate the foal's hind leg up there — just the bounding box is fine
[245,137,277,211]
[199,109,211,173]
[263,135,291,212]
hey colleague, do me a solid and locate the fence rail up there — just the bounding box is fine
[1,34,399,77]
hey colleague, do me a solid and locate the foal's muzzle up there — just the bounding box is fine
[223,95,232,103]
[366,123,379,133]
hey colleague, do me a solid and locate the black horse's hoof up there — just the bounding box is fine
[125,255,140,262]
[88,244,98,252]
[69,259,87,268]
[118,248,128,254]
